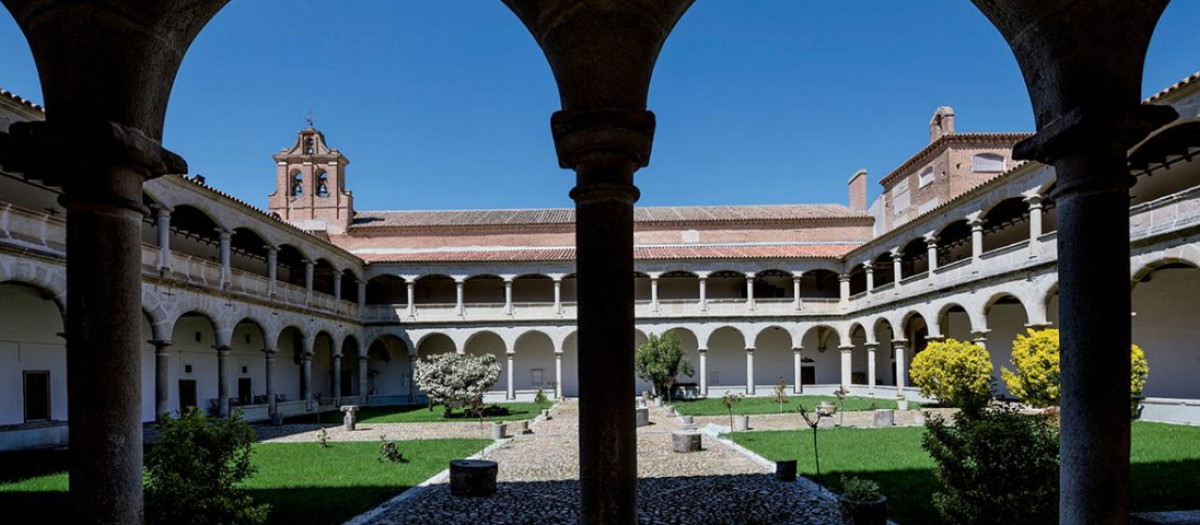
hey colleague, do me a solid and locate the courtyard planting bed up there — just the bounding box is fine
[0,438,489,525]
[279,401,552,425]
[732,421,1200,524]
[673,395,903,416]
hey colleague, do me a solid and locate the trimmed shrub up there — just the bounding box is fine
[908,338,993,408]
[1002,328,1149,408]
[413,352,501,417]
[922,407,1059,525]
[144,407,269,525]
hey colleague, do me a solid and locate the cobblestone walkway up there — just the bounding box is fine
[362,400,844,525]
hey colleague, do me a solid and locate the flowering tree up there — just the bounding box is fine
[413,352,501,417]
[909,338,993,409]
[1002,328,1148,408]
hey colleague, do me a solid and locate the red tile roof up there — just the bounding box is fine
[358,243,859,263]
[352,204,870,229]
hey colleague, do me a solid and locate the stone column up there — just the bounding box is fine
[969,218,984,261]
[840,347,853,390]
[555,351,564,398]
[215,345,231,418]
[698,276,708,312]
[925,234,939,272]
[304,259,315,303]
[650,276,659,312]
[553,109,653,525]
[891,248,903,284]
[151,340,172,421]
[263,349,277,418]
[792,275,802,310]
[698,348,708,396]
[971,331,989,351]
[838,273,850,304]
[217,228,232,286]
[455,279,465,316]
[301,353,313,411]
[506,353,516,400]
[331,353,343,403]
[793,347,802,394]
[866,344,877,396]
[406,281,416,317]
[893,341,907,391]
[333,272,343,309]
[1026,195,1044,257]
[745,347,755,395]
[745,276,755,311]
[266,245,278,297]
[154,206,171,270]
[864,263,874,292]
[504,278,514,315]
[358,355,369,399]
[357,279,366,312]
[553,278,563,315]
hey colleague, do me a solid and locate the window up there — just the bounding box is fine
[23,371,50,422]
[918,167,936,188]
[892,182,910,212]
[531,368,544,385]
[973,153,1005,173]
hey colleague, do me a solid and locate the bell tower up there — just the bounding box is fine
[268,125,353,234]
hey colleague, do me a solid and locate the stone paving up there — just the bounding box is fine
[360,400,845,525]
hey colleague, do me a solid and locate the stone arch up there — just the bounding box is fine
[1131,257,1200,286]
[799,324,842,386]
[705,326,747,393]
[366,333,413,399]
[415,332,456,356]
[937,302,975,341]
[0,280,69,425]
[0,264,67,315]
[753,324,794,389]
[511,330,556,395]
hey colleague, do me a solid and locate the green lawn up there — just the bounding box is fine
[732,422,1200,525]
[280,401,552,425]
[0,438,489,525]
[672,395,900,416]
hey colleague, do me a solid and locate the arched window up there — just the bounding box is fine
[304,137,315,155]
[316,172,329,197]
[291,172,303,197]
[972,153,1006,173]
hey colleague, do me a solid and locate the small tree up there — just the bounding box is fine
[772,377,788,413]
[909,338,993,409]
[634,331,694,402]
[413,352,501,417]
[145,407,269,525]
[721,391,743,431]
[1002,328,1149,408]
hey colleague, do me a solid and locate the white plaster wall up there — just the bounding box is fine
[753,328,793,388]
[232,322,267,403]
[666,328,701,386]
[276,329,304,402]
[140,317,156,422]
[512,332,556,392]
[170,316,219,413]
[0,283,67,425]
[1133,266,1200,398]
[985,302,1028,397]
[312,335,334,399]
[706,328,746,389]
[801,328,841,384]
[367,338,411,397]
[561,334,579,397]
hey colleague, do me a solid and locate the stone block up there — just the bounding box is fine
[671,431,701,453]
[449,459,498,497]
[491,422,507,440]
[635,407,650,427]
[873,409,895,427]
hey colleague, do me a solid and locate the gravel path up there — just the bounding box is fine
[363,400,845,525]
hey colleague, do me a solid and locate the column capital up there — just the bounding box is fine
[697,347,708,354]
[358,354,370,361]
[745,346,755,353]
[261,347,277,355]
[212,344,231,352]
[889,247,902,257]
[152,204,173,217]
[215,227,232,239]
[923,232,938,245]
[1023,193,1045,206]
[862,262,874,272]
[839,346,854,353]
[838,273,851,283]
[968,217,984,230]
[552,109,656,171]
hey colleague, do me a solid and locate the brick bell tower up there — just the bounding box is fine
[268,124,353,234]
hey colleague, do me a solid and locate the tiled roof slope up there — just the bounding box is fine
[352,204,870,229]
[0,87,43,111]
[358,243,858,263]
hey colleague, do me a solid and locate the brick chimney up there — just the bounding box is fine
[929,106,955,143]
[848,169,868,212]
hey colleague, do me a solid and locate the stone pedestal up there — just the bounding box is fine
[635,407,650,427]
[671,431,701,453]
[450,459,498,497]
[491,422,507,440]
[873,409,895,427]
[518,420,532,435]
[733,415,749,432]
[340,405,359,431]
[817,416,836,429]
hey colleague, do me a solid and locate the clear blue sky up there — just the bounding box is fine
[2,2,1199,211]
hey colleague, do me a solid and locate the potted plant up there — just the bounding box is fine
[838,476,887,525]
